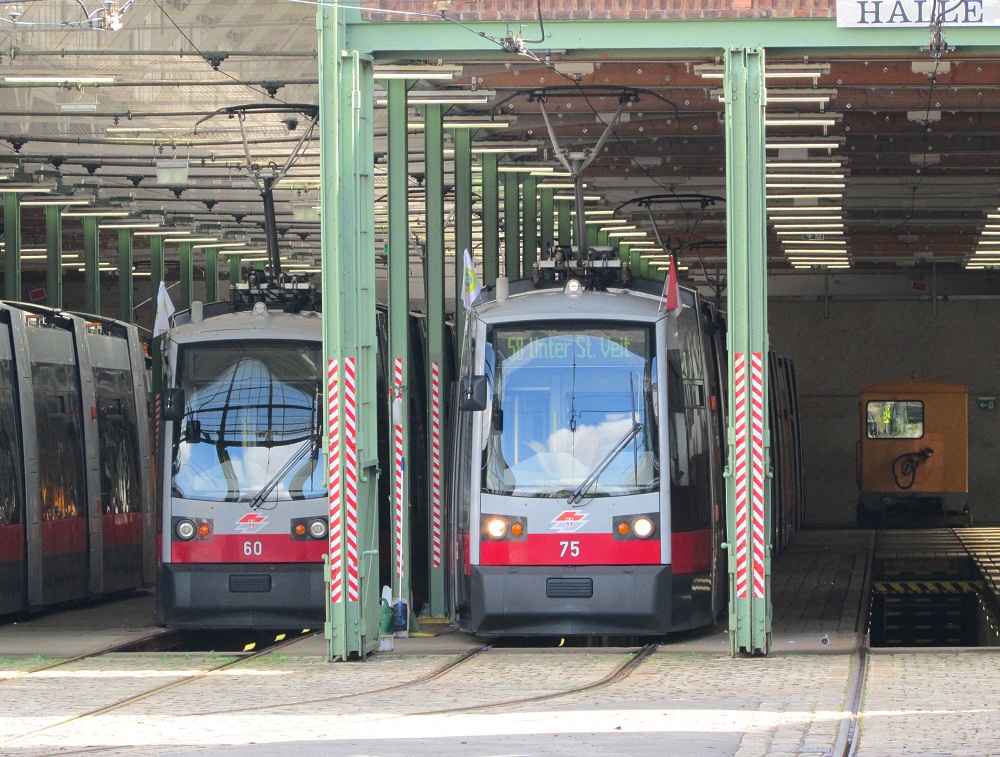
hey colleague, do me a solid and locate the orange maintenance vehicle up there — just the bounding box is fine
[858,381,969,525]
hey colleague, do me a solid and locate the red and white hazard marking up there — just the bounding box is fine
[750,352,766,599]
[153,393,161,454]
[732,353,749,599]
[393,356,405,584]
[326,358,343,604]
[344,357,359,602]
[430,361,442,569]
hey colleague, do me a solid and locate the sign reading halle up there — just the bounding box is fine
[837,0,1000,26]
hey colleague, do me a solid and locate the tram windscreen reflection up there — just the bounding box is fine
[171,342,324,503]
[482,323,658,498]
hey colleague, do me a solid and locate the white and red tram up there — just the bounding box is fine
[449,273,730,636]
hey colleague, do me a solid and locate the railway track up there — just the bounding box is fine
[0,631,318,751]
[0,629,173,682]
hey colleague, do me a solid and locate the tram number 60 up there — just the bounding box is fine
[559,540,580,558]
[243,541,263,557]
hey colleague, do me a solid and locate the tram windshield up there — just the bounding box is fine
[171,342,324,503]
[482,322,658,498]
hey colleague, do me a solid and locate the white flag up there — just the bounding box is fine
[461,248,482,310]
[153,281,176,337]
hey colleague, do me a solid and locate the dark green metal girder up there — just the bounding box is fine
[348,18,1000,57]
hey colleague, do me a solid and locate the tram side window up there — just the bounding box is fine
[35,389,85,521]
[866,400,924,439]
[0,356,21,527]
[95,368,141,514]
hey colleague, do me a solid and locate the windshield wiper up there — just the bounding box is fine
[244,435,318,510]
[567,421,642,505]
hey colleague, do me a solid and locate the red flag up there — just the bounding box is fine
[661,255,682,316]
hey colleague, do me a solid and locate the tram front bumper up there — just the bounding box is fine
[469,564,674,636]
[158,563,325,630]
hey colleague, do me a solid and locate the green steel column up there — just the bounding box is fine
[452,127,473,356]
[204,247,219,302]
[149,235,165,395]
[521,175,538,275]
[557,199,572,246]
[229,253,241,289]
[422,103,447,618]
[178,241,193,310]
[597,229,610,247]
[118,229,133,323]
[3,193,22,300]
[320,3,380,660]
[724,47,771,657]
[386,77,411,621]
[45,205,63,308]
[83,215,100,315]
[619,242,630,274]
[539,187,554,261]
[503,172,521,277]
[480,152,500,287]
[586,222,599,249]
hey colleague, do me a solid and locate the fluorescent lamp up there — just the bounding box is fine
[766,117,838,127]
[19,198,91,207]
[766,205,842,213]
[63,209,130,217]
[777,230,844,236]
[768,161,844,169]
[768,193,843,200]
[163,237,217,244]
[554,195,602,202]
[0,185,52,193]
[374,65,461,80]
[767,174,845,181]
[766,141,841,149]
[4,75,116,84]
[774,224,845,230]
[767,183,845,189]
[100,222,162,230]
[770,216,844,223]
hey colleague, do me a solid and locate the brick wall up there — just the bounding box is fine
[367,0,836,22]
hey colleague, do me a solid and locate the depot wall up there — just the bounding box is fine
[770,297,1000,526]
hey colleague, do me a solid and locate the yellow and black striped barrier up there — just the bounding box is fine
[873,580,984,595]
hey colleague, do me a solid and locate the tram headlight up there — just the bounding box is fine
[308,518,328,540]
[632,516,655,539]
[484,516,508,540]
[175,518,197,541]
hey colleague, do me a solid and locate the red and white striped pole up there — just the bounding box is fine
[392,356,405,598]
[749,352,767,599]
[732,352,749,600]
[327,358,343,605]
[343,357,360,602]
[430,361,442,569]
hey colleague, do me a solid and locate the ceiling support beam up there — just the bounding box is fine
[149,235,165,395]
[178,242,193,312]
[422,102,447,620]
[480,152,500,288]
[45,206,63,310]
[118,229,133,323]
[386,77,412,627]
[203,247,219,304]
[557,199,572,247]
[3,193,22,300]
[320,3,381,661]
[83,216,100,315]
[522,174,538,278]
[503,172,521,279]
[724,47,771,657]
[539,187,554,265]
[451,127,473,354]
[349,19,1000,57]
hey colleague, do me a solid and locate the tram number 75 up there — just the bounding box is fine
[243,541,263,557]
[559,540,580,558]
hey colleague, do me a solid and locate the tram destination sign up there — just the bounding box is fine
[837,0,1000,26]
